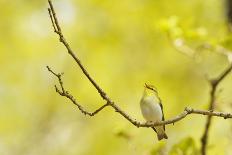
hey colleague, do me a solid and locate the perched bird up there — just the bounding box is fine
[140,83,168,140]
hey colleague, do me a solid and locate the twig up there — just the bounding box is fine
[201,63,232,155]
[46,66,109,116]
[47,0,232,141]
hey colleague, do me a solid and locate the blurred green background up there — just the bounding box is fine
[1,0,232,154]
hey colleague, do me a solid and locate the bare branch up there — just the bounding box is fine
[48,1,61,34]
[212,64,232,85]
[47,66,232,127]
[48,8,58,33]
[201,62,232,155]
[198,44,232,63]
[48,0,107,99]
[171,38,195,58]
[167,30,232,155]
[170,37,232,63]
[140,107,232,127]
[47,66,110,116]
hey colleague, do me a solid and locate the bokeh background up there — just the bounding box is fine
[1,0,232,154]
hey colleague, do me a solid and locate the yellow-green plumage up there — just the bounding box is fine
[140,84,168,140]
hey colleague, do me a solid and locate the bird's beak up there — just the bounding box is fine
[144,83,148,88]
[144,83,158,93]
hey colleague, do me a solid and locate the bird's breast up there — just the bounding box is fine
[140,96,163,122]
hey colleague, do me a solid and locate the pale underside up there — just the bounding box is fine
[140,96,164,135]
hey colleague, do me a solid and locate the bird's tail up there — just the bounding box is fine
[152,127,168,141]
[157,132,168,140]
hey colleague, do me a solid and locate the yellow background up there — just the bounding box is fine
[0,0,232,154]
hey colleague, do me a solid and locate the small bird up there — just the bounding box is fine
[140,83,168,140]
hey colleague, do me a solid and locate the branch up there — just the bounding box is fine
[170,37,232,63]
[47,66,232,127]
[201,62,232,155]
[48,0,106,99]
[46,66,110,116]
[168,36,232,155]
[47,0,141,127]
[47,0,232,140]
[198,44,232,63]
[171,38,196,58]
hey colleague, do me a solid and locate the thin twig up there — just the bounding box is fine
[48,8,58,33]
[47,66,110,116]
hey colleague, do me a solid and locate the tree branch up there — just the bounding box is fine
[201,63,232,155]
[170,37,232,63]
[48,0,107,99]
[46,66,110,116]
[47,0,232,143]
[168,33,232,155]
[46,65,232,127]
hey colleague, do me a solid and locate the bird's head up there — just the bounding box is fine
[144,83,158,97]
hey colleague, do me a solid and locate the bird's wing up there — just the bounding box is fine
[159,102,165,131]
[152,127,157,133]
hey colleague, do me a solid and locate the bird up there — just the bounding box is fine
[140,83,168,140]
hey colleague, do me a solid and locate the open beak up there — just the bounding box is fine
[144,83,158,93]
[144,83,148,88]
